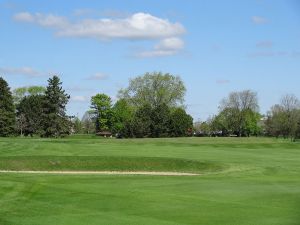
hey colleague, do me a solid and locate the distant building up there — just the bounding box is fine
[96,131,112,137]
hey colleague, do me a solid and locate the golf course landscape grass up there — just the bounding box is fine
[0,155,223,174]
[0,136,299,225]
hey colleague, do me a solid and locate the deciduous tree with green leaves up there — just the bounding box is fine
[266,94,300,141]
[131,104,152,138]
[90,93,113,132]
[72,117,83,134]
[115,72,192,138]
[219,90,260,137]
[13,86,45,105]
[118,72,186,108]
[169,107,193,137]
[112,99,134,136]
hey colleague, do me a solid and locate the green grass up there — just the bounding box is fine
[0,156,224,173]
[0,137,300,225]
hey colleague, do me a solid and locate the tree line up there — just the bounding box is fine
[0,72,300,140]
[194,91,300,141]
[80,72,193,138]
[0,72,193,138]
[0,76,70,137]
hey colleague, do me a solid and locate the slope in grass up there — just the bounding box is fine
[0,156,225,174]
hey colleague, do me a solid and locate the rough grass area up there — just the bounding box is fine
[0,137,299,225]
[0,156,224,173]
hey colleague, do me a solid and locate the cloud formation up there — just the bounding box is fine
[14,12,185,40]
[252,16,268,24]
[136,37,184,57]
[0,66,44,77]
[13,12,185,57]
[71,95,88,102]
[14,12,68,28]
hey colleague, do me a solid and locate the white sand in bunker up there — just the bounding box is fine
[0,170,199,176]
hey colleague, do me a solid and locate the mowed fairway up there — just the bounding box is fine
[0,137,299,225]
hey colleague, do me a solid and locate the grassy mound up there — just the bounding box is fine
[0,156,225,174]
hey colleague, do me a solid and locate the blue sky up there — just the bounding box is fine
[1,0,300,121]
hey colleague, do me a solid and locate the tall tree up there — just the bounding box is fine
[112,99,134,135]
[266,95,300,141]
[16,113,26,136]
[81,111,96,134]
[131,104,152,138]
[119,72,186,108]
[296,109,300,140]
[16,95,44,136]
[149,103,171,138]
[219,90,260,136]
[90,94,113,132]
[265,104,286,138]
[169,107,193,137]
[0,77,15,136]
[280,94,300,140]
[41,76,70,137]
[72,117,83,134]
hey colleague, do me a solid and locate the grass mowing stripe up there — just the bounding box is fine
[0,156,225,173]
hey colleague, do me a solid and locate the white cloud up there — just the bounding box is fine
[0,66,44,77]
[155,37,184,50]
[13,11,186,58]
[59,13,184,40]
[71,95,88,102]
[14,12,68,28]
[252,16,268,24]
[136,37,184,58]
[13,12,185,40]
[86,73,109,80]
[13,12,34,22]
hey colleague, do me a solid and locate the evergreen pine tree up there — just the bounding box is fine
[16,95,44,136]
[41,75,70,137]
[0,77,15,136]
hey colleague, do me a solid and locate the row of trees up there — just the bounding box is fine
[195,90,300,141]
[194,90,261,137]
[0,72,193,138]
[86,72,193,138]
[265,95,300,141]
[1,72,299,140]
[0,76,71,137]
